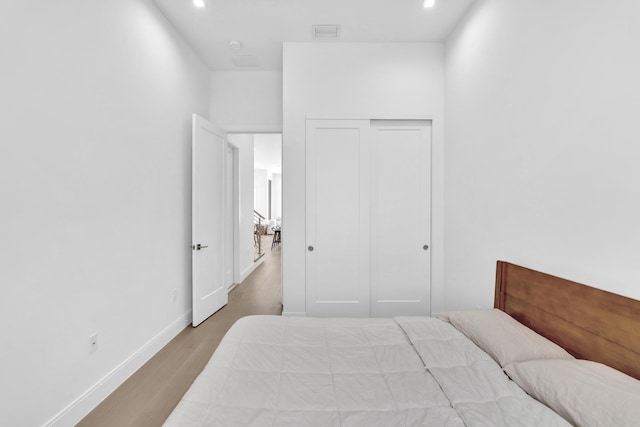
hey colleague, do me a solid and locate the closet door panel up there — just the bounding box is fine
[306,120,370,317]
[370,123,431,316]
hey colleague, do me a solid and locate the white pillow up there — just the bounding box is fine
[505,359,640,427]
[435,309,573,367]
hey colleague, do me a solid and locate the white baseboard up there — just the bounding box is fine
[44,310,192,427]
[240,257,265,282]
[282,311,308,317]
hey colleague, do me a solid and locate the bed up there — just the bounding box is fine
[165,261,640,426]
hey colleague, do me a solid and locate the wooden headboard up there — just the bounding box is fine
[494,261,640,380]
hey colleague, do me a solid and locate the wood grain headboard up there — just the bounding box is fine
[494,261,640,380]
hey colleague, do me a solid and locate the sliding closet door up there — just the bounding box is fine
[306,119,370,317]
[370,120,432,316]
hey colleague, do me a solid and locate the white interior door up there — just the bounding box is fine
[370,120,432,316]
[192,114,227,327]
[306,119,370,317]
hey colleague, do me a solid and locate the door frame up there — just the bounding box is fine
[225,143,241,288]
[226,127,283,288]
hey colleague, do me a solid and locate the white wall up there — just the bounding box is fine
[0,1,210,426]
[253,133,282,174]
[254,168,269,220]
[227,134,258,280]
[282,43,445,315]
[271,173,282,220]
[444,0,640,309]
[210,71,283,131]
[253,133,282,224]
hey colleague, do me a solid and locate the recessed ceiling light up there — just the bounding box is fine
[193,0,206,8]
[422,0,436,8]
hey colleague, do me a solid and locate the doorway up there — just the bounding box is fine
[226,132,282,288]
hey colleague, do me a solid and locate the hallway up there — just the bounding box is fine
[78,236,282,427]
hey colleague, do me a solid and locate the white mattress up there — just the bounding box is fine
[164,316,570,426]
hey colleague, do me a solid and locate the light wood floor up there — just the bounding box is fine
[77,235,282,427]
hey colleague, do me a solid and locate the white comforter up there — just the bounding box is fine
[164,316,569,427]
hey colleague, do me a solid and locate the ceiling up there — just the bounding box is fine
[152,0,476,71]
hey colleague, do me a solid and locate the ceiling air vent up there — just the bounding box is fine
[312,25,341,40]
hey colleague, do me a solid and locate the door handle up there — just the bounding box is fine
[423,245,429,251]
[308,246,314,252]
[192,244,208,251]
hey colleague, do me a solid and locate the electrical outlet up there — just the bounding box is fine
[89,333,98,353]
[172,289,177,302]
